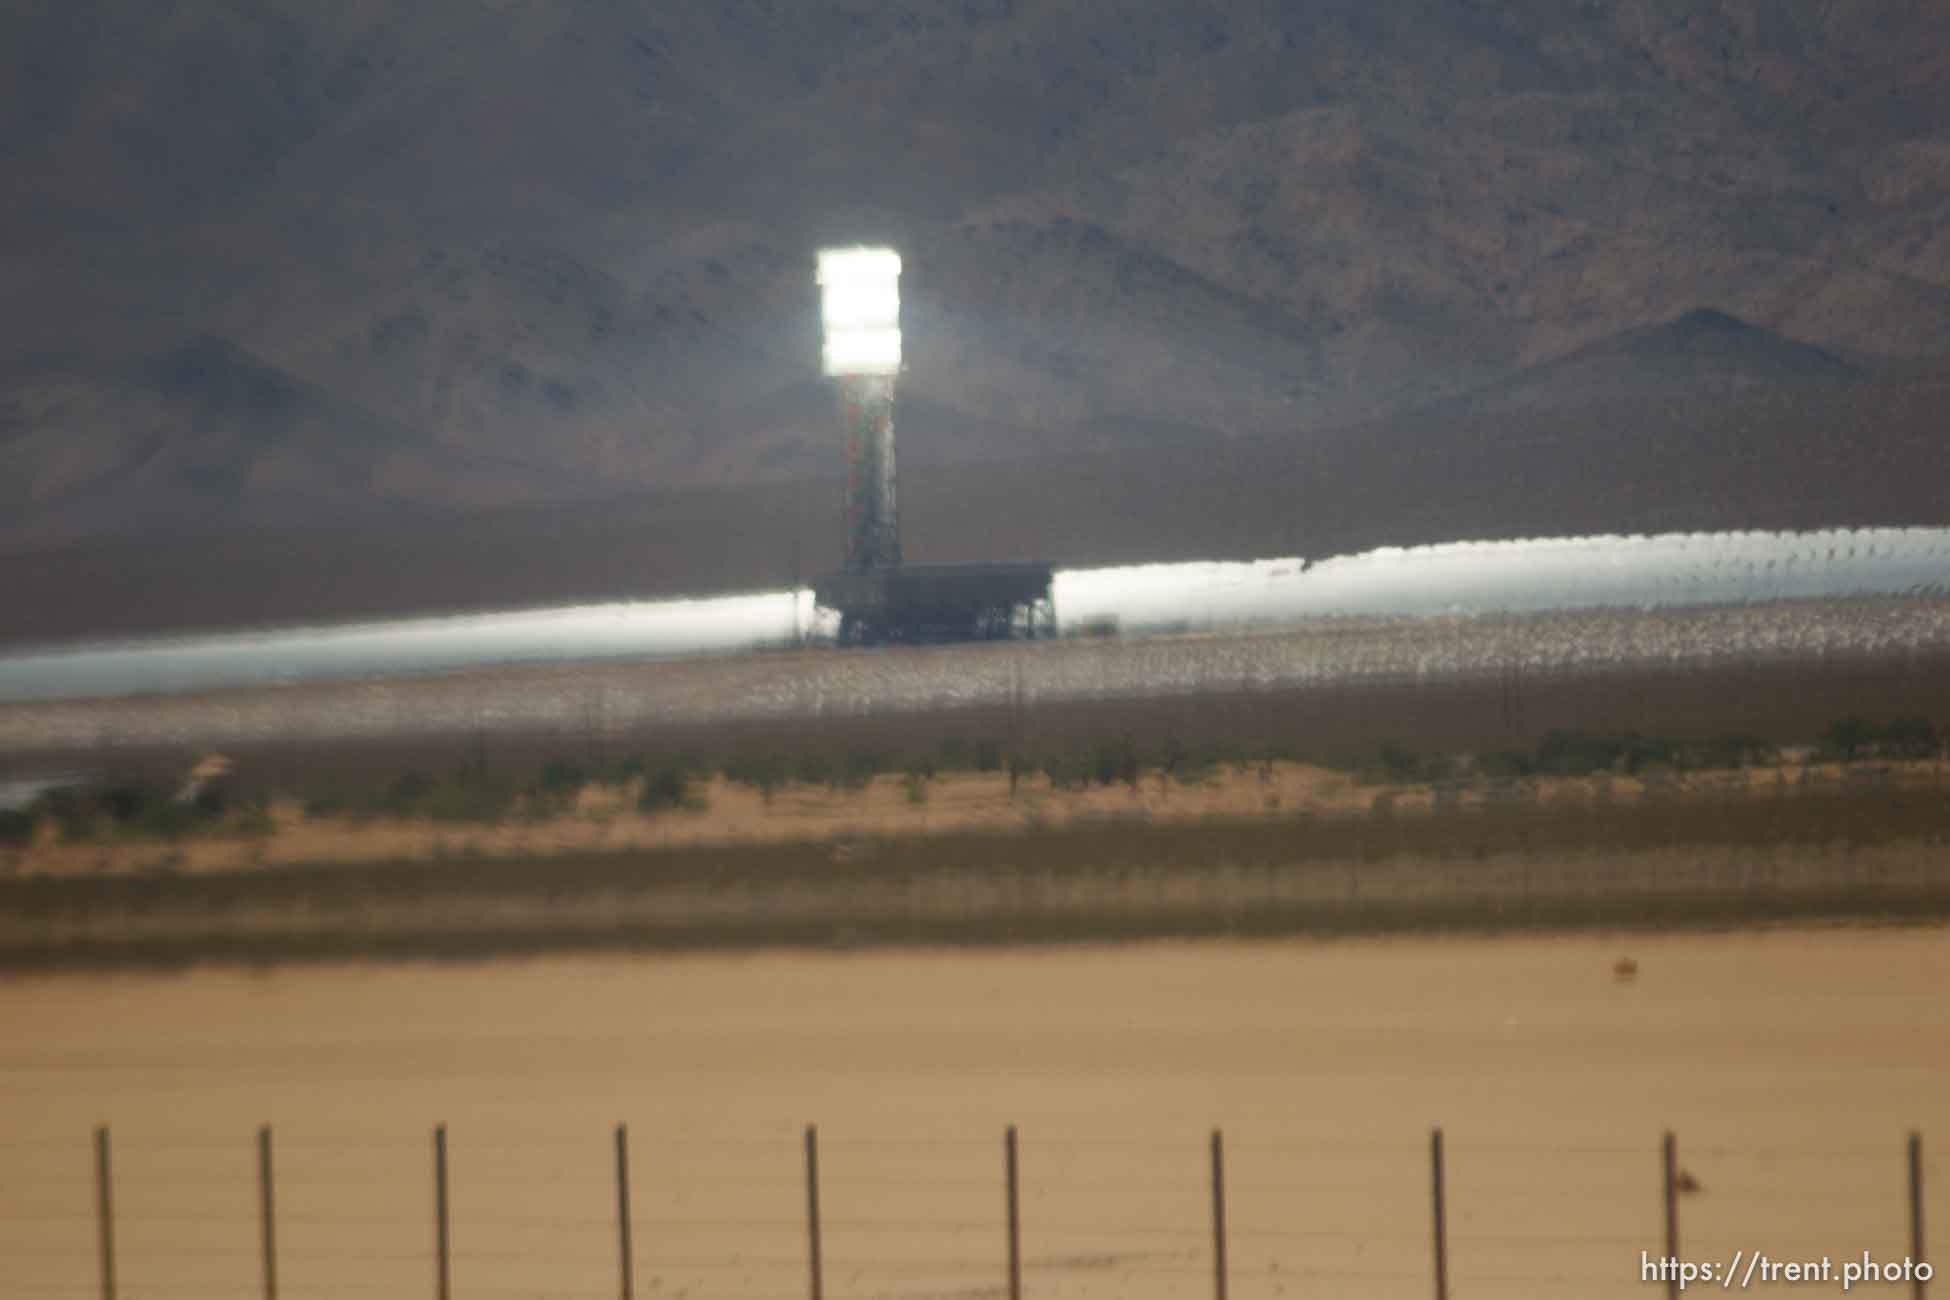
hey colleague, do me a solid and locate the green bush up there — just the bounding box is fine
[1882,717,1941,760]
[1812,717,1941,763]
[537,758,589,798]
[425,772,520,823]
[638,763,695,813]
[236,804,277,836]
[1040,752,1088,790]
[383,772,437,817]
[24,781,232,840]
[1691,733,1777,770]
[357,769,519,824]
[1377,740,1422,782]
[1821,718,1880,763]
[38,788,99,841]
[1159,735,1187,774]
[1477,750,1536,781]
[102,782,166,825]
[0,808,35,847]
[134,800,203,838]
[1091,737,1141,788]
[841,750,886,790]
[725,753,786,798]
[191,783,229,818]
[1534,731,1623,776]
[1531,731,1684,776]
[973,740,1003,773]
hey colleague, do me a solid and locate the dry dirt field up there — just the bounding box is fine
[1,931,1943,1300]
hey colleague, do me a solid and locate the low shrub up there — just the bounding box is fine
[793,751,834,788]
[1820,717,1881,763]
[1477,750,1537,781]
[1040,752,1089,790]
[1091,738,1141,789]
[1882,717,1941,760]
[536,759,589,798]
[0,808,35,847]
[638,763,696,813]
[840,750,886,790]
[725,753,787,799]
[423,772,520,824]
[1376,740,1423,783]
[236,803,277,836]
[1691,733,1777,770]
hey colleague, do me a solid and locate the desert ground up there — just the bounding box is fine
[1,931,1943,1300]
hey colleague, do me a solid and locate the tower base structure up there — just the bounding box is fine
[813,562,1056,646]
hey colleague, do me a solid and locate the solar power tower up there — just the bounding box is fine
[811,247,1054,645]
[817,247,904,574]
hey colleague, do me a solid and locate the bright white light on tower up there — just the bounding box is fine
[818,246,902,376]
[823,328,902,374]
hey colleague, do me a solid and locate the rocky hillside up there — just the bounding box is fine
[4,0,1950,557]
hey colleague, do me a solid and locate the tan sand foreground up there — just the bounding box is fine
[1,929,1944,1299]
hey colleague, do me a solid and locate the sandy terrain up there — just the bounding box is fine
[0,932,1943,1300]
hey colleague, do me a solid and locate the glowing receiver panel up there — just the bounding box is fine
[818,246,902,376]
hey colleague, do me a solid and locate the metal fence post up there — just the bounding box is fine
[1430,1128,1448,1300]
[616,1125,633,1300]
[1910,1132,1927,1300]
[1663,1131,1680,1300]
[1211,1130,1229,1300]
[1005,1125,1021,1300]
[434,1124,450,1300]
[94,1125,116,1300]
[805,1125,823,1300]
[258,1125,278,1300]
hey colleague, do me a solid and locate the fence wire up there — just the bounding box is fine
[0,1127,1933,1300]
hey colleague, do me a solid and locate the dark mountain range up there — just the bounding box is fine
[0,337,605,550]
[3,0,1950,628]
[3,333,1943,648]
[1447,308,1860,414]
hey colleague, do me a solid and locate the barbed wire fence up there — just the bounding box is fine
[0,1126,1932,1300]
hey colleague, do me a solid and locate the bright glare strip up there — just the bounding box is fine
[822,282,899,331]
[818,246,901,283]
[823,330,901,374]
[818,246,902,375]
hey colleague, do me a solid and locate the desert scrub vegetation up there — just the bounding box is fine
[24,780,242,842]
[9,715,1944,856]
[0,808,35,847]
[11,778,1950,971]
[636,758,704,813]
[298,766,522,824]
[1816,716,1942,763]
[1348,729,1788,785]
[302,754,708,824]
